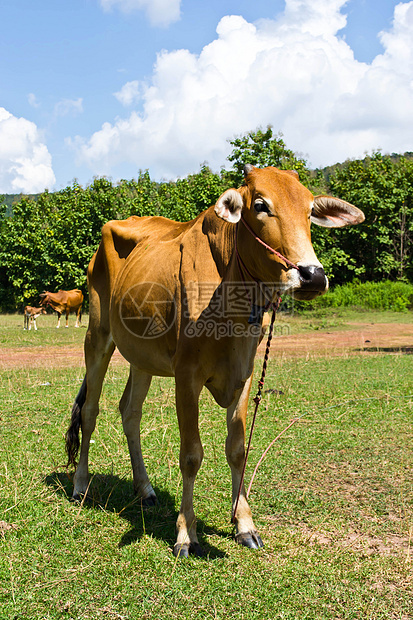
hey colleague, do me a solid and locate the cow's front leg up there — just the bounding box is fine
[56,312,61,328]
[65,310,70,328]
[74,309,81,328]
[226,375,264,550]
[174,373,204,558]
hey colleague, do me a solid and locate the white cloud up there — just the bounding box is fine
[0,108,56,193]
[378,1,413,73]
[114,81,141,106]
[54,98,83,117]
[280,0,348,36]
[99,0,181,28]
[74,0,413,180]
[28,93,40,108]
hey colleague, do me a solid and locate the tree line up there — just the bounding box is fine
[0,127,412,311]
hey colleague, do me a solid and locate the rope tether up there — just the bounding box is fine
[231,303,278,524]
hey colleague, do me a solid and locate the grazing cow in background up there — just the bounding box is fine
[65,165,364,558]
[40,289,83,328]
[23,305,47,331]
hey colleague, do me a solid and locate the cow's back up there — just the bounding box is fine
[65,289,83,308]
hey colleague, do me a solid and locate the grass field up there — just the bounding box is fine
[0,310,412,619]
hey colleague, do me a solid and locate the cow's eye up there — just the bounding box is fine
[254,201,270,214]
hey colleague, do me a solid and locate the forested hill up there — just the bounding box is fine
[2,151,413,211]
[319,151,413,185]
[1,128,412,310]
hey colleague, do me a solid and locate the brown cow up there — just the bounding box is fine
[65,165,364,557]
[23,305,47,331]
[40,289,83,328]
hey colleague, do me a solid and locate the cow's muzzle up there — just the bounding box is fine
[294,265,328,299]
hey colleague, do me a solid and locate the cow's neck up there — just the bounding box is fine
[202,207,277,326]
[202,206,236,278]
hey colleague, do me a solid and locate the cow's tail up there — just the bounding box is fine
[65,376,87,468]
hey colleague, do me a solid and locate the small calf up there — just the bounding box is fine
[24,306,47,331]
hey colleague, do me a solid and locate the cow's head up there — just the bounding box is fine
[214,165,364,301]
[39,292,50,306]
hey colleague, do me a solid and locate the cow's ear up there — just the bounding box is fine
[311,196,365,228]
[214,189,243,223]
[244,164,255,177]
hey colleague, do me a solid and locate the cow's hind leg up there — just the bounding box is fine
[56,312,61,328]
[119,366,156,505]
[173,372,204,558]
[226,375,264,550]
[70,332,115,500]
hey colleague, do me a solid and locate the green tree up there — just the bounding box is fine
[225,125,311,188]
[0,196,47,309]
[0,179,122,310]
[161,165,225,221]
[327,152,413,283]
[116,171,164,219]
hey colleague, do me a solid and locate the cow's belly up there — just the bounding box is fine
[110,297,177,377]
[114,335,175,377]
[109,261,179,376]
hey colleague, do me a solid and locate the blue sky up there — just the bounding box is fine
[1,0,412,193]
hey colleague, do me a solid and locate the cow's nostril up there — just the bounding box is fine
[298,265,313,281]
[298,265,327,290]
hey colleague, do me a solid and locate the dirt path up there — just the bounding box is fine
[1,322,412,369]
[258,321,413,358]
[0,345,126,369]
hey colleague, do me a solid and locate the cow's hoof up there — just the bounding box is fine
[71,492,90,504]
[140,494,157,508]
[235,531,264,549]
[173,542,190,558]
[189,542,205,557]
[173,542,205,558]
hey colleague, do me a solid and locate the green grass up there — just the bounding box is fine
[276,306,413,335]
[0,313,87,348]
[313,280,413,312]
[0,313,412,619]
